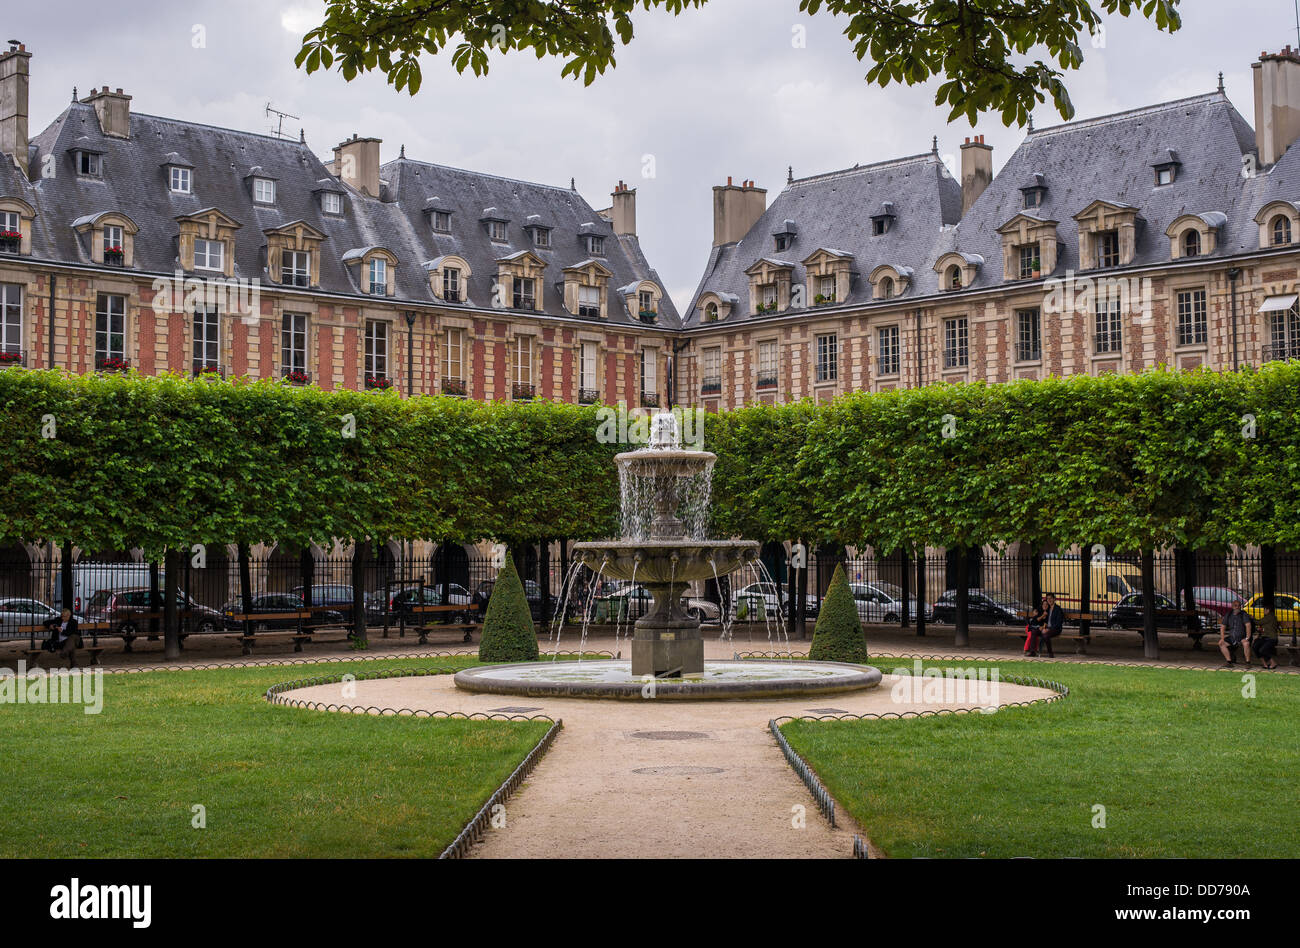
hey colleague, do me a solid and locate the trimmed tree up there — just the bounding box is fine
[809,564,868,664]
[478,552,540,663]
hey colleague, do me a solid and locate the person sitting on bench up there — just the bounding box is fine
[1040,593,1064,658]
[1024,598,1046,656]
[43,608,81,669]
[1218,601,1253,666]
[1253,604,1280,670]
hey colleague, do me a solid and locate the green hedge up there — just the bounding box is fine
[2,364,1298,553]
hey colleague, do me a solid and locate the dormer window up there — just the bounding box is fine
[774,233,792,253]
[704,302,719,322]
[104,224,124,266]
[879,276,894,298]
[368,257,387,295]
[1182,230,1201,257]
[1096,230,1120,267]
[433,210,452,233]
[587,235,606,256]
[77,151,103,177]
[1273,215,1293,246]
[759,283,778,311]
[442,267,461,302]
[321,191,342,215]
[1156,166,1174,186]
[170,167,191,193]
[1153,151,1181,187]
[489,220,507,242]
[282,250,310,287]
[253,178,276,204]
[0,212,21,254]
[871,203,896,236]
[1017,243,1042,279]
[1023,188,1043,209]
[947,265,962,290]
[194,238,225,272]
[531,226,552,249]
[578,285,600,318]
[639,290,655,317]
[513,276,536,310]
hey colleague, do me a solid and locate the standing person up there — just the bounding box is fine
[1041,593,1064,658]
[1218,600,1254,666]
[1024,597,1046,656]
[1253,603,1281,670]
[44,608,81,669]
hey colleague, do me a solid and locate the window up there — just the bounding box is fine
[1182,230,1201,257]
[774,234,792,253]
[760,283,778,310]
[95,294,125,364]
[368,257,387,295]
[756,341,778,389]
[816,275,836,304]
[442,328,464,389]
[577,285,600,318]
[639,290,655,315]
[878,325,900,375]
[947,265,962,290]
[1176,289,1207,347]
[704,302,719,322]
[78,151,102,176]
[281,312,307,373]
[512,335,534,393]
[943,317,968,369]
[1156,166,1175,186]
[433,211,452,233]
[193,306,220,370]
[1272,215,1293,246]
[103,224,125,265]
[442,267,461,302]
[1016,308,1041,362]
[1270,302,1300,360]
[878,276,894,299]
[533,228,551,249]
[1,284,22,357]
[815,334,838,383]
[1096,230,1120,268]
[640,349,658,401]
[579,341,598,398]
[193,238,224,272]
[169,166,191,193]
[1024,188,1042,209]
[488,220,507,242]
[253,178,276,204]
[281,250,310,287]
[701,346,722,393]
[365,320,388,380]
[1094,296,1122,354]
[321,191,342,215]
[872,217,889,236]
[1018,243,1041,279]
[588,235,605,256]
[513,277,536,310]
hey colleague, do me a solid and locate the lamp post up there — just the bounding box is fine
[403,311,416,397]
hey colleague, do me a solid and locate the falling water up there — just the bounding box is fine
[575,557,608,662]
[750,558,794,659]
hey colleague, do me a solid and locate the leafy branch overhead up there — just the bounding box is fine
[293,0,1181,125]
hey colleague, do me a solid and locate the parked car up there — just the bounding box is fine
[474,578,545,620]
[729,582,820,622]
[1105,592,1212,632]
[1243,592,1300,632]
[54,561,158,614]
[591,584,721,623]
[0,597,85,637]
[849,581,925,623]
[220,593,346,632]
[370,583,474,623]
[291,584,366,609]
[930,589,1029,626]
[1193,586,1246,619]
[85,587,224,635]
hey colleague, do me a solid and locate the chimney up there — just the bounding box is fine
[959,135,993,215]
[333,134,383,198]
[0,42,32,176]
[83,85,132,138]
[712,177,767,247]
[610,180,636,236]
[1253,47,1300,166]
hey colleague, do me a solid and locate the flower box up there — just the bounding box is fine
[0,231,20,253]
[283,369,311,386]
[0,349,23,366]
[365,375,393,390]
[96,356,130,373]
[104,247,124,267]
[512,382,535,400]
[814,293,837,305]
[442,378,467,397]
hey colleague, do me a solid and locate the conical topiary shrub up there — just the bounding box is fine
[478,553,540,663]
[809,563,868,664]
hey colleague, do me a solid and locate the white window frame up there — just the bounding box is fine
[580,341,597,392]
[282,250,310,287]
[442,327,464,383]
[442,267,461,302]
[96,293,126,363]
[103,224,124,253]
[433,210,452,233]
[193,238,224,272]
[193,306,220,369]
[943,316,969,369]
[578,284,600,318]
[513,335,534,386]
[488,220,507,242]
[878,325,900,376]
[321,191,342,215]
[1,284,22,355]
[368,257,387,295]
[253,178,276,204]
[1094,296,1122,355]
[169,166,192,194]
[815,333,838,383]
[1176,288,1208,348]
[281,312,308,373]
[365,320,388,379]
[513,276,536,310]
[640,348,658,397]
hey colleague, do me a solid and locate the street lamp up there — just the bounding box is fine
[403,310,417,397]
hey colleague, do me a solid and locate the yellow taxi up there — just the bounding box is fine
[1243,593,1300,636]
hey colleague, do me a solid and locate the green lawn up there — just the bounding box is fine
[781,659,1300,858]
[0,657,550,858]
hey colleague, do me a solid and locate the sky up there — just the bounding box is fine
[8,0,1300,309]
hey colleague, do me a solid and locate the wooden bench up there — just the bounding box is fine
[1004,627,1091,654]
[399,603,479,644]
[16,623,108,667]
[225,611,313,654]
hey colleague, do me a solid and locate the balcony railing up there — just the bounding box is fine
[578,304,601,319]
[640,392,660,408]
[0,233,21,254]
[193,361,226,378]
[638,309,658,324]
[0,348,25,368]
[95,354,130,373]
[282,367,311,386]
[365,375,393,391]
[1262,342,1300,363]
[442,377,467,397]
[701,376,722,395]
[513,296,537,311]
[443,289,461,303]
[1015,343,1042,363]
[512,382,535,401]
[103,248,125,267]
[281,270,310,288]
[756,372,778,390]
[578,387,599,404]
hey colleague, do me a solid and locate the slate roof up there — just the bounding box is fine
[683,152,962,327]
[683,90,1291,328]
[12,100,677,328]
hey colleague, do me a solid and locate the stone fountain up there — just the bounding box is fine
[453,412,880,699]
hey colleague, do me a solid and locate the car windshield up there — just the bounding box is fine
[872,583,904,599]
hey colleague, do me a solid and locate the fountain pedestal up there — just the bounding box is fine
[632,583,704,677]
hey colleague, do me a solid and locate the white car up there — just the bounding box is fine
[850,582,925,623]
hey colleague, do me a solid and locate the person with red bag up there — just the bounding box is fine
[1024,597,1046,656]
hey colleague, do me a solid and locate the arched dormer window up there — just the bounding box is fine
[1273,215,1293,246]
[1182,229,1201,257]
[948,265,963,289]
[880,277,894,298]
[1166,212,1223,260]
[868,263,911,300]
[705,302,719,322]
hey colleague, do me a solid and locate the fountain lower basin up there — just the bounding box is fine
[453,659,882,700]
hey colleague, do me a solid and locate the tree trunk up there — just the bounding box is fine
[916,548,927,637]
[1141,548,1158,659]
[954,546,970,647]
[899,548,910,630]
[148,559,161,640]
[352,539,367,645]
[60,541,73,613]
[1079,548,1092,639]
[238,543,253,639]
[163,548,181,659]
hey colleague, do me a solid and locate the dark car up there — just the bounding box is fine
[1193,585,1245,619]
[474,578,544,620]
[221,593,346,631]
[86,587,224,635]
[1106,592,1211,632]
[929,589,1028,626]
[370,584,474,623]
[291,584,366,610]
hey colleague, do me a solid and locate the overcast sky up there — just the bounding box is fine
[9,0,1300,307]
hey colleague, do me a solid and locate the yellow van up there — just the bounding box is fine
[1039,556,1144,613]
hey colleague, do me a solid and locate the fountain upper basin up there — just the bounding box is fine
[570,539,759,583]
